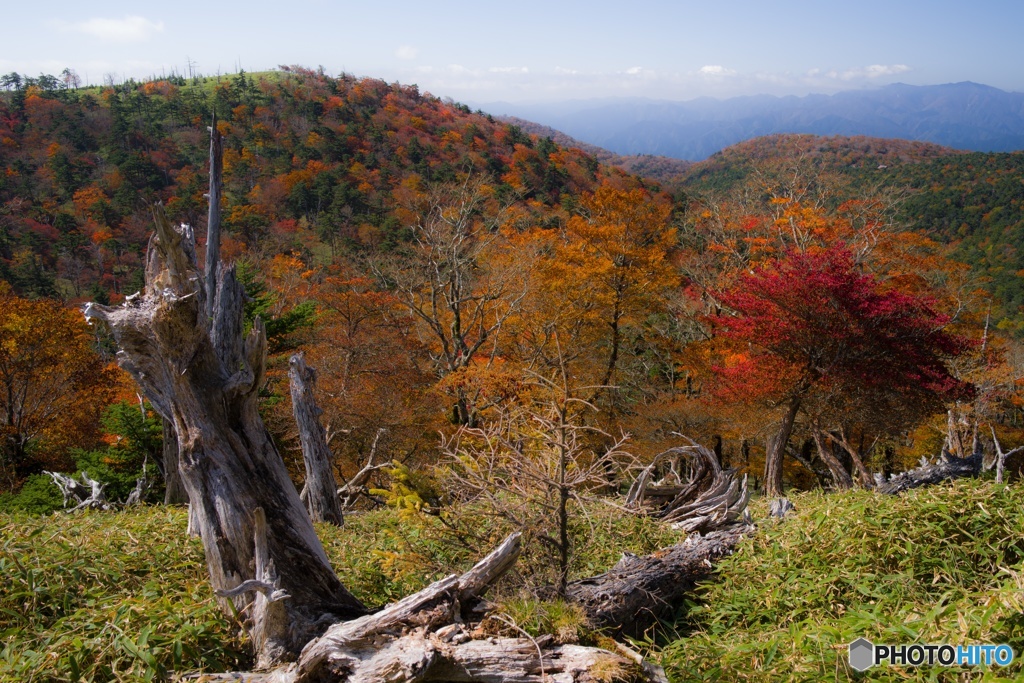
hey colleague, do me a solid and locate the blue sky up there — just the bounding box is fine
[4,0,1022,102]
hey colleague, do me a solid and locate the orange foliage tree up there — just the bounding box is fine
[0,283,116,486]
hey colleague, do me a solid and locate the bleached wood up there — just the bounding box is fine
[46,471,112,510]
[86,206,365,662]
[289,353,345,526]
[627,439,749,534]
[876,449,983,494]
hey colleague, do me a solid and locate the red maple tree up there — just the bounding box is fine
[711,245,972,495]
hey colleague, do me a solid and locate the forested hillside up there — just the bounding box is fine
[1,69,1021,519]
[3,67,1024,683]
[679,134,1024,334]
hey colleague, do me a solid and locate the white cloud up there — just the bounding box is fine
[699,65,737,77]
[864,63,910,77]
[59,16,164,43]
[554,66,579,75]
[835,63,911,81]
[395,45,418,60]
[489,66,529,74]
[625,66,644,75]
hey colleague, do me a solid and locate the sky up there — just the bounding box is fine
[4,0,1023,103]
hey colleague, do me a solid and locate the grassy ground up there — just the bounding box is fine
[658,481,1024,682]
[1,481,1022,681]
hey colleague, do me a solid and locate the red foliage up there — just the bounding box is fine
[711,245,972,414]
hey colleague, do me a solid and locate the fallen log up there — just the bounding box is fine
[876,450,983,495]
[192,532,644,682]
[567,522,753,637]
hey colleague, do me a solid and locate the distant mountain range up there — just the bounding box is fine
[477,82,1024,161]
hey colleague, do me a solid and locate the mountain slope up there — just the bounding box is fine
[497,115,692,187]
[0,69,641,301]
[678,134,1024,332]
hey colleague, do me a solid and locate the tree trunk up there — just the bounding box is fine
[85,208,366,664]
[811,428,854,490]
[764,397,800,497]
[289,353,345,526]
[828,430,874,488]
[204,112,222,319]
[162,417,188,504]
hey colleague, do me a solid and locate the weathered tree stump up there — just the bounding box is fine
[86,208,366,664]
[626,440,749,533]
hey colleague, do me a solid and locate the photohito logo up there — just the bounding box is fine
[848,638,1015,671]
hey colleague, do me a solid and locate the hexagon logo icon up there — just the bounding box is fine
[849,638,875,672]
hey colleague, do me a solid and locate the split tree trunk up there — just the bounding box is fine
[811,429,854,490]
[289,353,345,526]
[86,208,366,664]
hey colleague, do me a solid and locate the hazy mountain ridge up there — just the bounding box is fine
[480,82,1024,161]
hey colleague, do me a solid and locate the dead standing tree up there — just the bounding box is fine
[85,209,367,665]
[289,352,345,526]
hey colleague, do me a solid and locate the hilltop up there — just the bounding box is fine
[0,68,643,302]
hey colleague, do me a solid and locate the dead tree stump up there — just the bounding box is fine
[85,207,366,663]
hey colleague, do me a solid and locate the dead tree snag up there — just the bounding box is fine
[289,353,345,526]
[85,207,366,662]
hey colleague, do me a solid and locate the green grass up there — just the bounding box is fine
[658,480,1024,682]
[0,501,677,682]
[4,481,1023,682]
[0,507,249,682]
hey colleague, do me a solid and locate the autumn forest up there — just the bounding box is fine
[2,67,1024,680]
